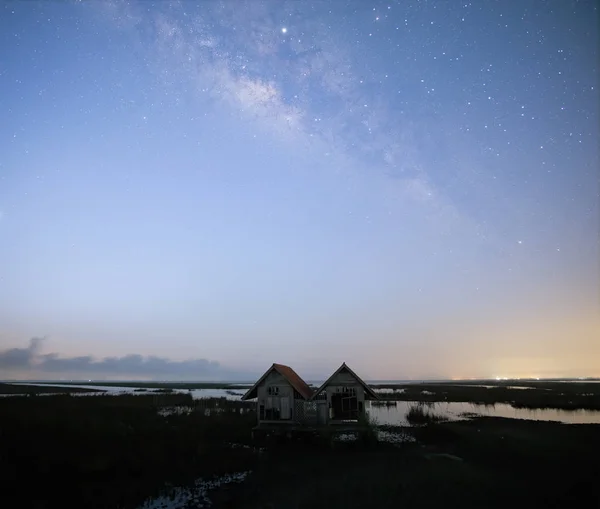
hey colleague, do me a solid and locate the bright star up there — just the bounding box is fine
[281,27,287,34]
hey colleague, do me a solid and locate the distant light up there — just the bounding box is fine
[281,27,287,34]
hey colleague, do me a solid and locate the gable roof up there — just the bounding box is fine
[310,362,379,400]
[241,363,314,401]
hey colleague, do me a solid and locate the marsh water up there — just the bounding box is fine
[366,400,600,425]
[5,383,247,400]
[5,382,600,424]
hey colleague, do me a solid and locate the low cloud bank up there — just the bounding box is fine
[0,338,253,381]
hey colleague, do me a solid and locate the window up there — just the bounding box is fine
[331,386,359,420]
[265,395,281,420]
[267,386,280,396]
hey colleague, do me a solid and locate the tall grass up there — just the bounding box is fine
[405,404,447,425]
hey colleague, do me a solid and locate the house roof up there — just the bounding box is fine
[310,362,379,400]
[241,363,314,401]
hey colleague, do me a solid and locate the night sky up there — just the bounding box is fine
[0,1,598,381]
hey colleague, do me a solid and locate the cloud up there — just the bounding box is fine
[0,338,246,380]
[0,337,44,369]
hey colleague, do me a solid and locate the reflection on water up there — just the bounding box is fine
[367,401,600,425]
[448,385,539,390]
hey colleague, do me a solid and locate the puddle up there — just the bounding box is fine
[333,432,358,442]
[226,442,265,453]
[158,406,251,417]
[377,429,417,445]
[185,389,246,400]
[333,429,416,446]
[158,406,194,417]
[373,388,406,394]
[138,471,250,509]
[367,401,600,425]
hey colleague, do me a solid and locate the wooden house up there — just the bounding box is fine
[241,363,313,424]
[242,362,378,433]
[310,362,379,423]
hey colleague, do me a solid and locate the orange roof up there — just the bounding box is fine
[272,363,314,400]
[241,363,314,400]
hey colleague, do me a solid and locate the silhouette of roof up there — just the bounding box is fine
[310,362,379,400]
[241,363,314,400]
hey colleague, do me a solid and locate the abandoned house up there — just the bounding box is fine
[311,362,380,422]
[240,363,314,423]
[241,362,379,431]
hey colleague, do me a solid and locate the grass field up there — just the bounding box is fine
[1,392,599,508]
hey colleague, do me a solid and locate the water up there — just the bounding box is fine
[446,385,540,390]
[8,382,137,393]
[138,471,250,509]
[367,401,600,425]
[6,383,599,424]
[185,388,245,400]
[4,383,246,400]
[373,388,405,394]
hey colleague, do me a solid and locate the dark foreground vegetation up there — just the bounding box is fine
[1,393,599,509]
[234,418,600,509]
[373,380,600,410]
[0,393,256,509]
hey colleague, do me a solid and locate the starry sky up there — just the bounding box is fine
[0,0,598,381]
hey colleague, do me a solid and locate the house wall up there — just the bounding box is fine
[256,370,295,421]
[321,370,367,422]
[328,370,359,385]
[324,385,365,401]
[324,385,365,422]
[324,370,366,402]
